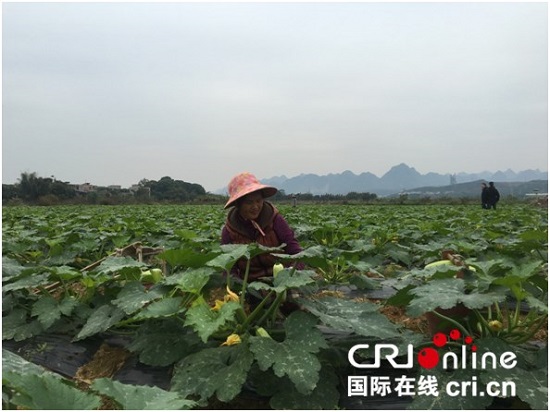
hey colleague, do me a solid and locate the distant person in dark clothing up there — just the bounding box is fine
[481,183,489,209]
[486,182,500,209]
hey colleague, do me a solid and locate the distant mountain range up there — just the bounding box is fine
[255,163,548,196]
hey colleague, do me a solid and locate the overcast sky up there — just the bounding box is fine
[2,1,548,192]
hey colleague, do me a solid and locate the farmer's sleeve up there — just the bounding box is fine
[273,214,302,255]
[273,215,305,270]
[221,225,232,244]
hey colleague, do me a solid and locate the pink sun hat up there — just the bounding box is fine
[224,172,278,209]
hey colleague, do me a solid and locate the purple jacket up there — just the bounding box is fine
[221,213,302,256]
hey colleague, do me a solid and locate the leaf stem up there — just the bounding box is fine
[240,258,252,306]
[238,290,274,332]
[431,309,471,337]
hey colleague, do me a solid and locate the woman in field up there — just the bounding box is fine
[221,172,302,280]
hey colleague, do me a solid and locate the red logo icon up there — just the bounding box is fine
[417,329,476,369]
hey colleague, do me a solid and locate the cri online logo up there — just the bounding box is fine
[349,328,517,370]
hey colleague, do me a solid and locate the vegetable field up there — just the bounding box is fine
[2,204,548,409]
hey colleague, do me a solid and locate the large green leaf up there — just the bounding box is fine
[298,296,402,339]
[171,343,254,403]
[248,268,316,294]
[3,349,57,377]
[2,272,50,291]
[525,295,548,313]
[207,243,284,272]
[2,309,43,341]
[94,255,145,277]
[74,304,126,340]
[491,261,545,300]
[31,295,79,328]
[519,229,548,242]
[481,365,548,410]
[112,281,164,314]
[47,265,83,281]
[159,248,217,269]
[164,267,216,294]
[128,319,202,367]
[477,339,548,410]
[91,378,196,409]
[407,278,507,317]
[2,257,26,281]
[387,245,413,266]
[249,311,328,394]
[348,272,382,290]
[385,283,416,307]
[273,245,328,268]
[4,370,101,410]
[184,300,240,342]
[133,296,185,319]
[410,338,547,410]
[467,260,503,292]
[254,363,341,409]
[206,244,250,271]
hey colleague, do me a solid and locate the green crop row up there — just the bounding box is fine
[2,204,547,410]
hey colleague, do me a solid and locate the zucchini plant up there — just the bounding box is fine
[2,204,547,409]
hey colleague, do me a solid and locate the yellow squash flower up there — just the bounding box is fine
[488,320,503,332]
[211,299,225,311]
[225,286,239,302]
[211,286,240,311]
[221,333,241,346]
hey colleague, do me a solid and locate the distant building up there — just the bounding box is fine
[75,183,96,193]
[129,184,151,198]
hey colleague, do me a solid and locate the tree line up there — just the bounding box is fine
[9,171,529,206]
[2,172,212,205]
[3,172,383,206]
